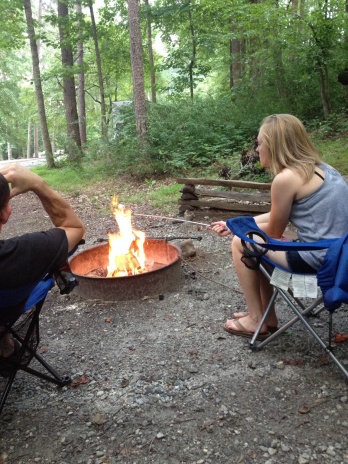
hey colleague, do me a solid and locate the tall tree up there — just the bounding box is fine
[127,0,147,137]
[187,2,196,100]
[76,1,87,146]
[58,0,82,151]
[24,0,55,168]
[144,0,156,103]
[88,0,108,138]
[229,16,243,88]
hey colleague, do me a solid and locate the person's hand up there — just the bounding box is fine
[0,163,43,198]
[207,221,232,237]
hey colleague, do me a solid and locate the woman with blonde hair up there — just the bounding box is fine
[210,114,348,339]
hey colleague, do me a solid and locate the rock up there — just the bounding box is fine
[177,239,196,258]
[91,413,107,425]
[184,210,196,221]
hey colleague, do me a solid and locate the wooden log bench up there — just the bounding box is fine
[176,177,272,216]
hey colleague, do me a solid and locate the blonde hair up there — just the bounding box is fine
[258,114,322,180]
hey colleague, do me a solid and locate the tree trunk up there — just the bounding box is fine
[34,124,39,158]
[318,64,332,118]
[58,0,82,152]
[37,0,42,59]
[24,0,55,168]
[229,17,242,88]
[127,0,147,138]
[76,1,87,146]
[188,7,196,100]
[7,143,12,160]
[88,0,107,139]
[27,121,31,158]
[144,0,156,103]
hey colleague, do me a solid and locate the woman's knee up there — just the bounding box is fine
[231,235,242,251]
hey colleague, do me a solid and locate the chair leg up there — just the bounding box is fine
[287,299,348,379]
[0,299,71,415]
[328,312,333,348]
[250,290,324,350]
[8,308,72,386]
[250,286,348,380]
[0,367,19,414]
[15,351,72,386]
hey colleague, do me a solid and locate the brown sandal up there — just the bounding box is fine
[224,320,271,341]
[232,312,278,334]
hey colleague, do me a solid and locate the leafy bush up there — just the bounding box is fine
[112,97,259,176]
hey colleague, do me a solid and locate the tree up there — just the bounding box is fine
[152,0,212,98]
[57,0,82,152]
[88,0,108,138]
[24,0,55,168]
[127,0,147,137]
[144,0,157,103]
[76,1,87,146]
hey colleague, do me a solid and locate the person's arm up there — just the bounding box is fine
[0,163,85,252]
[254,212,270,226]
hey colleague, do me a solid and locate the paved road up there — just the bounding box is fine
[0,157,46,168]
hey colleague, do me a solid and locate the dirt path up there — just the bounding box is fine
[1,186,348,464]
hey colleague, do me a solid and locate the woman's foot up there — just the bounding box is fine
[224,318,270,341]
[225,316,269,335]
[232,311,278,332]
[233,311,249,319]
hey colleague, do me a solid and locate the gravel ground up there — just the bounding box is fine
[1,180,348,464]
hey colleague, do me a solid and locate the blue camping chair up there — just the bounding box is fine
[226,216,348,380]
[0,262,79,414]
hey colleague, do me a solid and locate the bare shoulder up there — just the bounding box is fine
[272,168,302,190]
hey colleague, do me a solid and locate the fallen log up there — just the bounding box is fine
[176,177,272,215]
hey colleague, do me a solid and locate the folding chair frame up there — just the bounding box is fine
[225,216,348,380]
[248,259,348,380]
[0,291,72,414]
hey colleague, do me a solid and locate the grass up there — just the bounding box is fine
[313,136,348,175]
[33,161,109,194]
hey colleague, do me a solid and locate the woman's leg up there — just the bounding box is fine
[227,211,291,332]
[259,271,278,328]
[225,236,269,333]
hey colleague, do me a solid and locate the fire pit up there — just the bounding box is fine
[69,239,182,301]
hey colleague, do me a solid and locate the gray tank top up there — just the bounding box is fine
[289,163,348,270]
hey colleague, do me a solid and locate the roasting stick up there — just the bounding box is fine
[133,213,242,292]
[132,213,210,228]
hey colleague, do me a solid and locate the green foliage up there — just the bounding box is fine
[307,113,348,138]
[0,0,25,50]
[113,97,258,176]
[33,127,347,213]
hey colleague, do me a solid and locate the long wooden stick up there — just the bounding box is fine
[132,213,209,227]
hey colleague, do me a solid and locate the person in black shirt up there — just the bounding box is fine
[0,163,85,359]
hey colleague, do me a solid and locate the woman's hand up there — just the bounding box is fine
[208,221,232,237]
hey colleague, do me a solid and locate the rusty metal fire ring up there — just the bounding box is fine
[69,239,183,301]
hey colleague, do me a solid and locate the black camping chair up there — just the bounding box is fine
[0,263,79,414]
[226,216,348,380]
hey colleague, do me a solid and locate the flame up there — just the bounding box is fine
[107,196,146,277]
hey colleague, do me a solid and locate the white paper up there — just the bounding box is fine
[291,274,318,298]
[270,267,291,290]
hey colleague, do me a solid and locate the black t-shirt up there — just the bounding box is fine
[0,228,68,290]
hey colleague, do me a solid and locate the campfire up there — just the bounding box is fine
[69,197,183,301]
[107,197,146,277]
